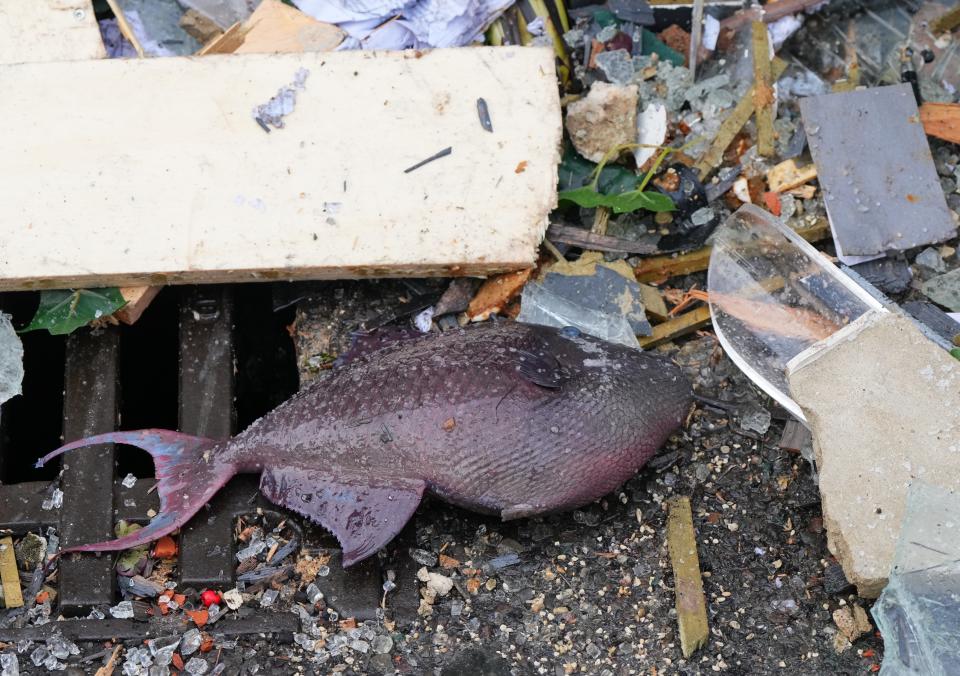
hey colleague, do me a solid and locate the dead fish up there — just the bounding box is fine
[37,322,691,566]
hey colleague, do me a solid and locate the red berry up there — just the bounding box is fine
[200,590,221,607]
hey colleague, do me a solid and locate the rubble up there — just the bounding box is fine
[564,82,639,163]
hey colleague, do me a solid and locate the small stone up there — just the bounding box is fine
[416,567,453,597]
[409,548,438,567]
[690,207,715,227]
[121,473,138,488]
[562,29,584,48]
[916,247,947,273]
[222,588,243,610]
[565,82,639,163]
[14,533,46,571]
[594,49,634,86]
[832,604,871,643]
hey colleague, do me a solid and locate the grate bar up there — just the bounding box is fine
[177,286,241,589]
[58,328,120,615]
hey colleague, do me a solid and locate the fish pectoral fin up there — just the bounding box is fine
[259,468,425,567]
[517,350,570,389]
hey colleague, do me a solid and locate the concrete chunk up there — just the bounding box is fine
[565,82,638,163]
[788,310,960,597]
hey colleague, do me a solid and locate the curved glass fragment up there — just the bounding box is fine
[707,205,883,421]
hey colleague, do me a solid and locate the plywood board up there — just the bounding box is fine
[0,47,561,290]
[0,0,105,64]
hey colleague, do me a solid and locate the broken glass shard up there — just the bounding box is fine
[0,312,23,406]
[873,481,960,675]
[707,205,883,420]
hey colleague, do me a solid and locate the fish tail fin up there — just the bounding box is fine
[36,429,236,557]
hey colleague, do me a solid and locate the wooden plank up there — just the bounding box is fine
[665,496,708,659]
[0,47,561,290]
[0,0,161,322]
[920,102,960,145]
[638,306,710,348]
[0,536,24,608]
[116,285,162,325]
[0,0,105,64]
[201,0,344,56]
[639,283,669,322]
[634,218,830,282]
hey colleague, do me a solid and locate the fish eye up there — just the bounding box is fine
[561,326,580,338]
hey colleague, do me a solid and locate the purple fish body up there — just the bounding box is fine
[39,322,691,565]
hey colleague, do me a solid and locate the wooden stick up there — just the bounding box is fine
[0,536,23,609]
[634,218,829,282]
[638,306,711,348]
[751,21,775,158]
[104,0,145,58]
[665,496,709,658]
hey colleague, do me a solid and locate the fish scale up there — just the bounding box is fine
[37,321,691,566]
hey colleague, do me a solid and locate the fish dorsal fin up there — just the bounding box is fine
[259,468,425,566]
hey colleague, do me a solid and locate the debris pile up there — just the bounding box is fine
[5,0,960,673]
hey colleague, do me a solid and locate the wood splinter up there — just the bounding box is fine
[666,496,709,659]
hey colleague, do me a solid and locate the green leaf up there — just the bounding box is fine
[951,348,960,362]
[607,190,677,214]
[558,147,637,195]
[21,288,127,335]
[557,187,610,208]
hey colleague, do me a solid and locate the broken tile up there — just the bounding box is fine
[800,84,957,260]
[565,82,638,162]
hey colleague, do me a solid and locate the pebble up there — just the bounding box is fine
[409,548,438,567]
[916,247,947,273]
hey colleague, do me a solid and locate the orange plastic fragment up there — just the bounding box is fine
[762,191,781,216]
[187,609,209,626]
[171,653,185,670]
[152,536,178,559]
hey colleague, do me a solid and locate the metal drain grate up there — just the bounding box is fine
[0,284,408,640]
